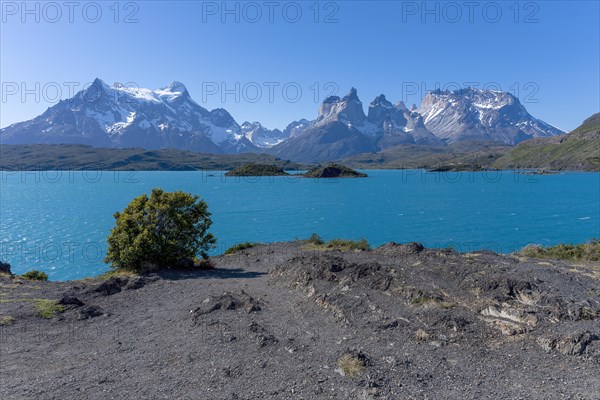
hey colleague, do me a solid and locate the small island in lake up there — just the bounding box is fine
[303,163,367,178]
[225,163,290,177]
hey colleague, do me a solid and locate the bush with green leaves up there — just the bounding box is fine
[224,242,257,255]
[21,270,49,281]
[327,238,370,251]
[306,233,324,245]
[105,189,216,272]
[519,239,600,262]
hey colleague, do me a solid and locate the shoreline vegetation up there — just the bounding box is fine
[1,143,598,172]
[3,237,598,283]
[518,239,600,262]
[225,163,290,177]
[225,163,368,178]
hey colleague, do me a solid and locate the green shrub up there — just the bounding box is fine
[327,238,370,251]
[519,239,600,262]
[306,233,324,245]
[34,299,65,319]
[303,235,370,252]
[224,242,257,255]
[21,270,49,281]
[105,189,216,272]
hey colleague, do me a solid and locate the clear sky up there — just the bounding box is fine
[1,0,599,131]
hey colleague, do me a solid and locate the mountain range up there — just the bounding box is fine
[0,78,565,162]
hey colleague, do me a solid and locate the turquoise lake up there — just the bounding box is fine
[1,170,599,281]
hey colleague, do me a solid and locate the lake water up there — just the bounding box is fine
[1,170,599,281]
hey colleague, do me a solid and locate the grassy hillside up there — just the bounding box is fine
[224,163,289,176]
[0,144,303,171]
[492,113,600,171]
[338,142,511,170]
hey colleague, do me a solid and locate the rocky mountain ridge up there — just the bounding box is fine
[0,79,565,162]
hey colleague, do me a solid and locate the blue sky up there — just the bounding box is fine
[1,1,599,131]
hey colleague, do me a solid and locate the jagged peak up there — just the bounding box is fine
[89,78,111,92]
[370,94,392,108]
[395,101,408,111]
[322,95,341,104]
[321,88,361,106]
[343,87,360,102]
[161,81,188,94]
[241,121,263,129]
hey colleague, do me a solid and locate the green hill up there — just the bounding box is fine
[224,163,289,176]
[492,113,600,171]
[303,164,367,178]
[337,142,510,171]
[0,144,302,171]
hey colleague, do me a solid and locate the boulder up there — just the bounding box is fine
[78,306,104,320]
[375,242,425,256]
[94,276,129,296]
[0,261,11,274]
[59,296,84,307]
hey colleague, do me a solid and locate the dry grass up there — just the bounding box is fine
[415,329,431,341]
[579,307,598,320]
[337,354,365,378]
[0,315,16,325]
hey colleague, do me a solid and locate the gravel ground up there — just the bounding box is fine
[1,242,599,399]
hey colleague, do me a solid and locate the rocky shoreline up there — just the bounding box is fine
[1,241,599,399]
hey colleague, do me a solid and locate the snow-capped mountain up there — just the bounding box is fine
[270,87,563,161]
[240,121,289,148]
[316,88,366,128]
[1,79,246,153]
[271,89,378,162]
[1,79,564,162]
[271,89,443,162]
[417,88,564,144]
[366,94,443,147]
[282,119,313,138]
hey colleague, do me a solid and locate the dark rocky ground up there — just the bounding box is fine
[1,242,599,399]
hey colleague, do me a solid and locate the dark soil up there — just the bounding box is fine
[1,242,599,399]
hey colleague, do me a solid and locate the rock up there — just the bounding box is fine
[248,322,278,348]
[94,277,129,296]
[537,332,600,355]
[78,306,104,320]
[125,275,159,290]
[0,261,12,274]
[303,164,367,178]
[191,291,262,324]
[59,296,84,307]
[374,242,425,256]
